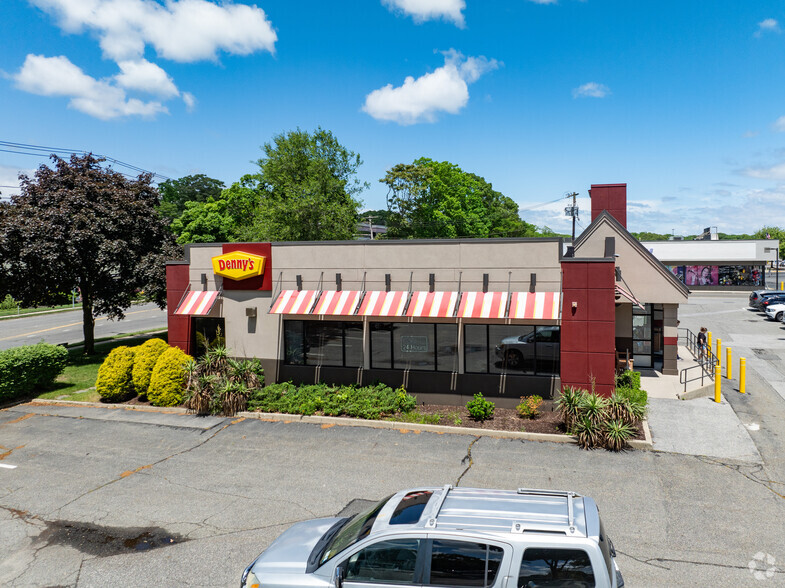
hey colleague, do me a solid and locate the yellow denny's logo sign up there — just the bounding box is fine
[212,251,266,281]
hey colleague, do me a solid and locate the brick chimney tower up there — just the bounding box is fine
[589,184,627,228]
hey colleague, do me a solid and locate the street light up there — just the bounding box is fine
[765,247,779,290]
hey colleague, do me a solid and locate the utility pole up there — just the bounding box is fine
[367,215,375,240]
[564,192,579,241]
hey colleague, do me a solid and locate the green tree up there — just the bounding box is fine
[157,174,225,222]
[245,127,366,241]
[380,158,536,239]
[0,154,176,354]
[753,226,785,259]
[632,231,673,241]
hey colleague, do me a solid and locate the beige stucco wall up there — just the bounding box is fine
[574,222,688,305]
[182,239,563,366]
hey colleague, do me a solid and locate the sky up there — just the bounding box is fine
[2,0,785,236]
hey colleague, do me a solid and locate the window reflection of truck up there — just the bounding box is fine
[495,327,560,369]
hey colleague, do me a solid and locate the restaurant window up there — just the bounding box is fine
[283,321,363,367]
[370,323,458,372]
[464,325,560,376]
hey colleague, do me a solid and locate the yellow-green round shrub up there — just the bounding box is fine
[132,338,170,398]
[148,347,192,407]
[96,346,136,402]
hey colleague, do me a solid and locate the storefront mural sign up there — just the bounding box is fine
[212,251,266,281]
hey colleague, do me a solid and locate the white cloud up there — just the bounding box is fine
[30,0,277,62]
[382,0,465,27]
[13,54,167,120]
[572,82,610,98]
[182,91,196,112]
[527,0,559,4]
[115,59,179,98]
[756,18,780,37]
[772,116,785,132]
[741,161,785,181]
[363,50,499,125]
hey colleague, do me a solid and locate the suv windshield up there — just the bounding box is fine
[319,495,392,565]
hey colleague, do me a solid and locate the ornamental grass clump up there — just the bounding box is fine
[95,346,136,402]
[131,338,169,399]
[148,347,192,407]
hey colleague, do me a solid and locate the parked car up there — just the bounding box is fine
[494,326,560,370]
[241,485,624,588]
[759,295,785,311]
[765,303,785,321]
[750,290,780,308]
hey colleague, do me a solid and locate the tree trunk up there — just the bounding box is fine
[81,288,95,355]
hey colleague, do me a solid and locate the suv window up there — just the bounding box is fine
[428,540,504,587]
[344,538,421,584]
[517,547,595,587]
[390,491,433,525]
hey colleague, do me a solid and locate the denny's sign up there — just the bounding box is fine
[212,251,266,281]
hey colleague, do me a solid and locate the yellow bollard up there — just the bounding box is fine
[708,331,712,350]
[726,347,732,379]
[740,358,746,394]
[716,338,722,367]
[781,281,784,290]
[714,364,722,402]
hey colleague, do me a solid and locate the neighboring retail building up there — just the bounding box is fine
[642,239,778,290]
[166,184,689,405]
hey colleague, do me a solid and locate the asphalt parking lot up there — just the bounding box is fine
[1,292,784,587]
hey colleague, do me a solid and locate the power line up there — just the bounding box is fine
[0,140,172,181]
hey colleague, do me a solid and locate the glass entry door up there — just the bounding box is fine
[632,304,653,368]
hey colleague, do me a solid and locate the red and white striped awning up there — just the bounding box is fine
[270,290,320,315]
[358,291,410,317]
[457,291,509,319]
[406,291,459,318]
[312,290,362,316]
[174,290,220,315]
[508,292,561,320]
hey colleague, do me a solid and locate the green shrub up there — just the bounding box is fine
[131,338,170,398]
[616,370,641,390]
[466,392,495,421]
[95,346,137,402]
[0,343,68,402]
[148,347,192,407]
[516,395,543,419]
[0,294,17,310]
[616,385,648,408]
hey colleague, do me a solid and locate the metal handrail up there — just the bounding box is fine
[678,327,717,393]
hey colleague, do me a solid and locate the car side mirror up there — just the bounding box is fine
[334,565,344,588]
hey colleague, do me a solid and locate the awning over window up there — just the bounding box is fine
[615,284,646,310]
[457,291,508,319]
[509,292,561,320]
[358,291,410,316]
[174,290,220,316]
[406,291,459,318]
[270,290,320,315]
[313,290,362,316]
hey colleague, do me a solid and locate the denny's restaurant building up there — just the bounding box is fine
[166,184,689,406]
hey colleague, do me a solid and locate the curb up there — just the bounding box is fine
[21,399,653,450]
[678,384,714,401]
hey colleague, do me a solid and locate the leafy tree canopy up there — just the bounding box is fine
[0,154,177,354]
[244,127,366,241]
[157,174,225,222]
[380,158,537,239]
[753,226,785,259]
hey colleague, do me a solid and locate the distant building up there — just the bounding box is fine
[356,220,387,240]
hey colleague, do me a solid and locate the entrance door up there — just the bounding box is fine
[632,304,653,368]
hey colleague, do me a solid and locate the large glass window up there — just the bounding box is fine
[632,304,653,368]
[344,539,421,584]
[283,321,363,367]
[517,548,595,587]
[465,325,560,376]
[428,540,504,587]
[371,323,458,372]
[668,265,764,287]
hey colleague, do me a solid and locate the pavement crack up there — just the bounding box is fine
[455,436,480,487]
[695,456,785,500]
[618,550,784,574]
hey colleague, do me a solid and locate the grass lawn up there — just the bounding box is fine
[36,333,168,402]
[0,303,80,319]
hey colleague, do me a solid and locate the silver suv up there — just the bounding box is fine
[241,485,624,588]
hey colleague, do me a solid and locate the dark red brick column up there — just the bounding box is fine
[560,259,616,396]
[166,263,191,355]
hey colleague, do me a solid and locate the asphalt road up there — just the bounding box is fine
[0,303,167,350]
[1,293,784,587]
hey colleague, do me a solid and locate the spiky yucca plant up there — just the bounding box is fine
[573,415,604,449]
[604,419,635,451]
[556,386,585,432]
[580,392,608,426]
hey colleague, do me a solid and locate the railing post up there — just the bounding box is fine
[726,347,732,379]
[740,358,746,394]
[714,364,722,402]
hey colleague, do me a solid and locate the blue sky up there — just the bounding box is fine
[2,0,785,235]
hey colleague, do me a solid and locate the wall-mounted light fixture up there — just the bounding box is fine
[572,301,578,309]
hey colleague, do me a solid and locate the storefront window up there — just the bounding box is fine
[370,323,458,372]
[465,325,560,376]
[284,321,363,367]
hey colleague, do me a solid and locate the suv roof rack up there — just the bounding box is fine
[424,484,452,529]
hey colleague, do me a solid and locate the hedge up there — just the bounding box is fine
[0,343,68,402]
[148,347,192,407]
[131,338,170,398]
[96,346,136,402]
